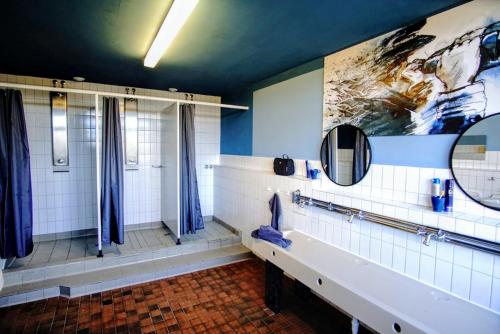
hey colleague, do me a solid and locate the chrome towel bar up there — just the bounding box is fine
[291,190,500,256]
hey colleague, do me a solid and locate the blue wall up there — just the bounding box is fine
[221,62,460,168]
[369,135,457,168]
[221,90,253,155]
[253,69,323,160]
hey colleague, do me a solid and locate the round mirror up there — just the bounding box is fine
[450,113,500,211]
[320,124,372,186]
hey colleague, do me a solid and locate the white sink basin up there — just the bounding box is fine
[250,229,500,334]
[481,196,500,208]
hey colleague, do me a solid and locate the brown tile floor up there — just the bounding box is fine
[0,259,370,334]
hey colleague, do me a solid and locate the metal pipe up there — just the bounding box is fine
[292,190,500,256]
[95,94,103,257]
[0,81,249,110]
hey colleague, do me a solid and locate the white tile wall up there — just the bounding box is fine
[194,105,220,216]
[24,90,97,235]
[453,150,500,201]
[1,73,220,234]
[213,154,500,312]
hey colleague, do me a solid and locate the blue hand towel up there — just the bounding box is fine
[251,225,292,248]
[269,193,282,231]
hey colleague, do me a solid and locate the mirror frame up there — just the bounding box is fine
[320,123,372,187]
[449,113,500,212]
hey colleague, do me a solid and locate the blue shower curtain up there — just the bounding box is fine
[352,130,368,184]
[0,89,33,258]
[180,104,204,234]
[321,130,337,181]
[101,97,124,245]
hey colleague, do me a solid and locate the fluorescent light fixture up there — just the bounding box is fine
[144,0,199,68]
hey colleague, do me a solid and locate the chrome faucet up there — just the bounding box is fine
[345,209,355,223]
[417,228,446,246]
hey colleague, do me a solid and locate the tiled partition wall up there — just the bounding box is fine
[193,104,220,216]
[213,155,500,312]
[0,73,220,235]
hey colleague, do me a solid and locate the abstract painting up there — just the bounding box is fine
[323,0,500,136]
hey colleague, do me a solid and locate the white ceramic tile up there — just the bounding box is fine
[469,271,492,308]
[419,255,435,284]
[392,246,406,272]
[405,250,420,278]
[490,278,500,312]
[434,259,452,291]
[472,251,494,275]
[451,265,471,299]
[454,246,473,268]
[436,242,454,262]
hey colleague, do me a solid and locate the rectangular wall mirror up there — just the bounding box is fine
[50,92,69,171]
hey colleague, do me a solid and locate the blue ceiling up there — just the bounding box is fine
[0,0,467,96]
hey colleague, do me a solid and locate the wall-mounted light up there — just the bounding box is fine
[144,0,199,68]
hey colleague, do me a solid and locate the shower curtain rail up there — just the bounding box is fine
[291,190,500,256]
[0,82,249,110]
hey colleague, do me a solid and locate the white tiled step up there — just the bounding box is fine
[0,245,252,307]
[3,232,241,287]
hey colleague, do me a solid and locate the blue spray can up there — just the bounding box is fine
[306,160,311,179]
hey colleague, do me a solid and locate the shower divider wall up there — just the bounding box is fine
[0,74,247,255]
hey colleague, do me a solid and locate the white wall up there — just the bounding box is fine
[453,151,500,200]
[0,73,220,235]
[25,90,97,235]
[214,154,500,312]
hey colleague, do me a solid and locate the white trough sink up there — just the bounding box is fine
[250,230,500,334]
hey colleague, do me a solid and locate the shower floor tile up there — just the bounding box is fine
[5,221,238,272]
[0,259,361,334]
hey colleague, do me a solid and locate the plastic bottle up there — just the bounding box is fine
[431,178,441,197]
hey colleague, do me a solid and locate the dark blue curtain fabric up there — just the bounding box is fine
[321,131,336,181]
[101,97,124,245]
[0,89,33,258]
[352,130,368,184]
[180,104,204,234]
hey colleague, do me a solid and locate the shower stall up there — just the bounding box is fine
[0,77,246,279]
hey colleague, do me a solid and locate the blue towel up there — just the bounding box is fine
[269,193,282,231]
[251,225,292,248]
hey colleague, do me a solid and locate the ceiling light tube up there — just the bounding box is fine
[144,0,199,68]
